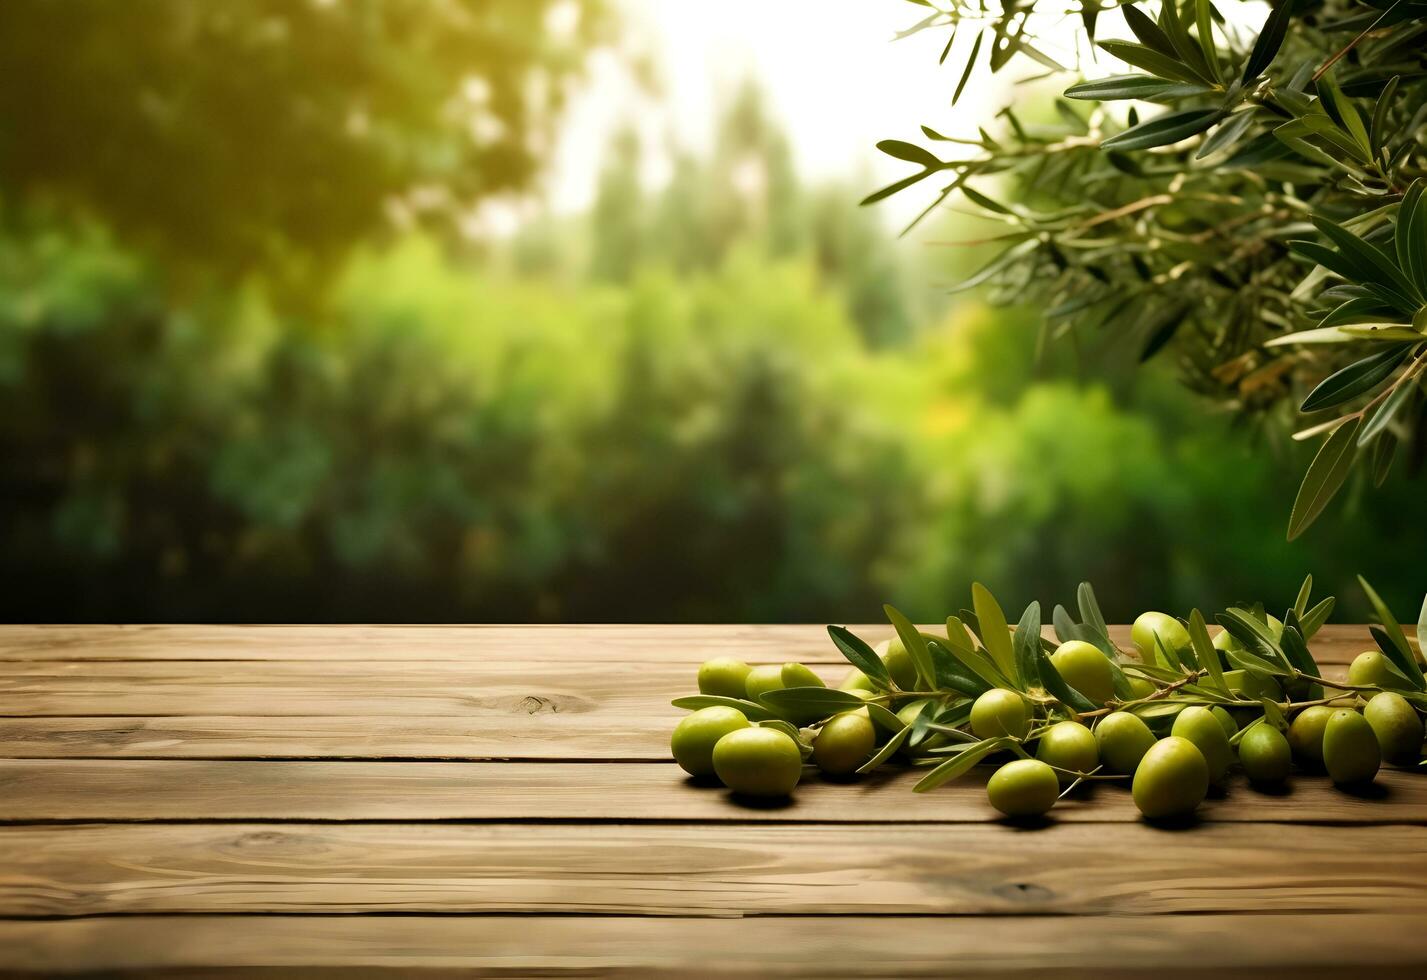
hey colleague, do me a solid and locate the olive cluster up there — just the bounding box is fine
[668,577,1427,821]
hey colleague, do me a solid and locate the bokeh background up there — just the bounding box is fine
[1,0,1421,624]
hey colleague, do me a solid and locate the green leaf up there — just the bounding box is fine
[1287,416,1361,540]
[972,582,1017,684]
[1242,0,1296,82]
[1293,575,1313,620]
[1122,5,1179,58]
[1300,345,1411,413]
[1196,108,1258,160]
[928,639,995,697]
[1013,602,1043,692]
[1052,604,1077,644]
[1396,179,1427,293]
[1153,630,1182,672]
[1300,596,1336,639]
[857,725,911,774]
[1194,0,1220,80]
[948,238,1040,294]
[860,168,938,206]
[1063,74,1211,102]
[1097,40,1207,85]
[913,736,1010,792]
[865,702,905,734]
[1418,593,1427,671]
[1312,216,1422,311]
[953,31,984,105]
[1101,109,1221,152]
[1077,581,1110,640]
[1371,75,1399,165]
[1316,70,1371,157]
[885,604,936,691]
[1360,575,1425,689]
[827,625,892,688]
[1218,608,1292,672]
[759,686,867,717]
[875,139,943,168]
[1280,610,1321,676]
[940,622,1012,690]
[671,695,780,721]
[1188,609,1226,692]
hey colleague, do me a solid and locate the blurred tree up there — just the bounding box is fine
[0,0,607,286]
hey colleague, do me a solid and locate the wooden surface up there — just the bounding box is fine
[0,623,1422,977]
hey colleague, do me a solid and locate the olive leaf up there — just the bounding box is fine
[1013,601,1044,692]
[864,701,906,735]
[1299,596,1336,639]
[972,582,1017,683]
[1360,575,1426,689]
[857,725,911,774]
[1279,610,1321,676]
[827,624,892,688]
[943,617,1013,688]
[928,639,995,697]
[759,686,867,717]
[1293,574,1314,620]
[671,695,781,722]
[1299,345,1411,413]
[1287,416,1362,540]
[1188,609,1226,692]
[1242,0,1297,82]
[885,603,936,691]
[912,736,1011,792]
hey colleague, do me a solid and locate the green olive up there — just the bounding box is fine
[1238,722,1291,784]
[744,665,787,702]
[878,637,918,689]
[1210,706,1239,739]
[1170,706,1234,783]
[1287,705,1334,764]
[1095,711,1157,775]
[839,668,875,692]
[670,706,751,777]
[970,688,1030,740]
[1219,669,1281,701]
[1050,640,1115,704]
[1132,735,1209,819]
[697,658,752,699]
[1126,675,1156,699]
[1347,651,1408,690]
[1035,721,1098,781]
[986,759,1060,817]
[1131,612,1191,662]
[1322,709,1381,786]
[1363,691,1424,763]
[781,662,825,689]
[813,711,878,775]
[711,727,803,796]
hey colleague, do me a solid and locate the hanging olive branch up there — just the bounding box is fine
[867,0,1427,538]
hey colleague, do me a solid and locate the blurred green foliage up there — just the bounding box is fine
[0,5,1421,623]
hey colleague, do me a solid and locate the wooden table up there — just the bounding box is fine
[1,624,1424,977]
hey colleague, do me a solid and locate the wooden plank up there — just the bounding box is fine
[0,660,721,718]
[1,759,1423,823]
[0,623,1373,664]
[0,624,869,664]
[0,715,665,760]
[2,913,1424,976]
[2,820,1424,918]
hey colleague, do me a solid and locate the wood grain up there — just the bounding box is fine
[2,758,1424,824]
[3,913,1425,977]
[2,820,1424,918]
[0,623,1372,664]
